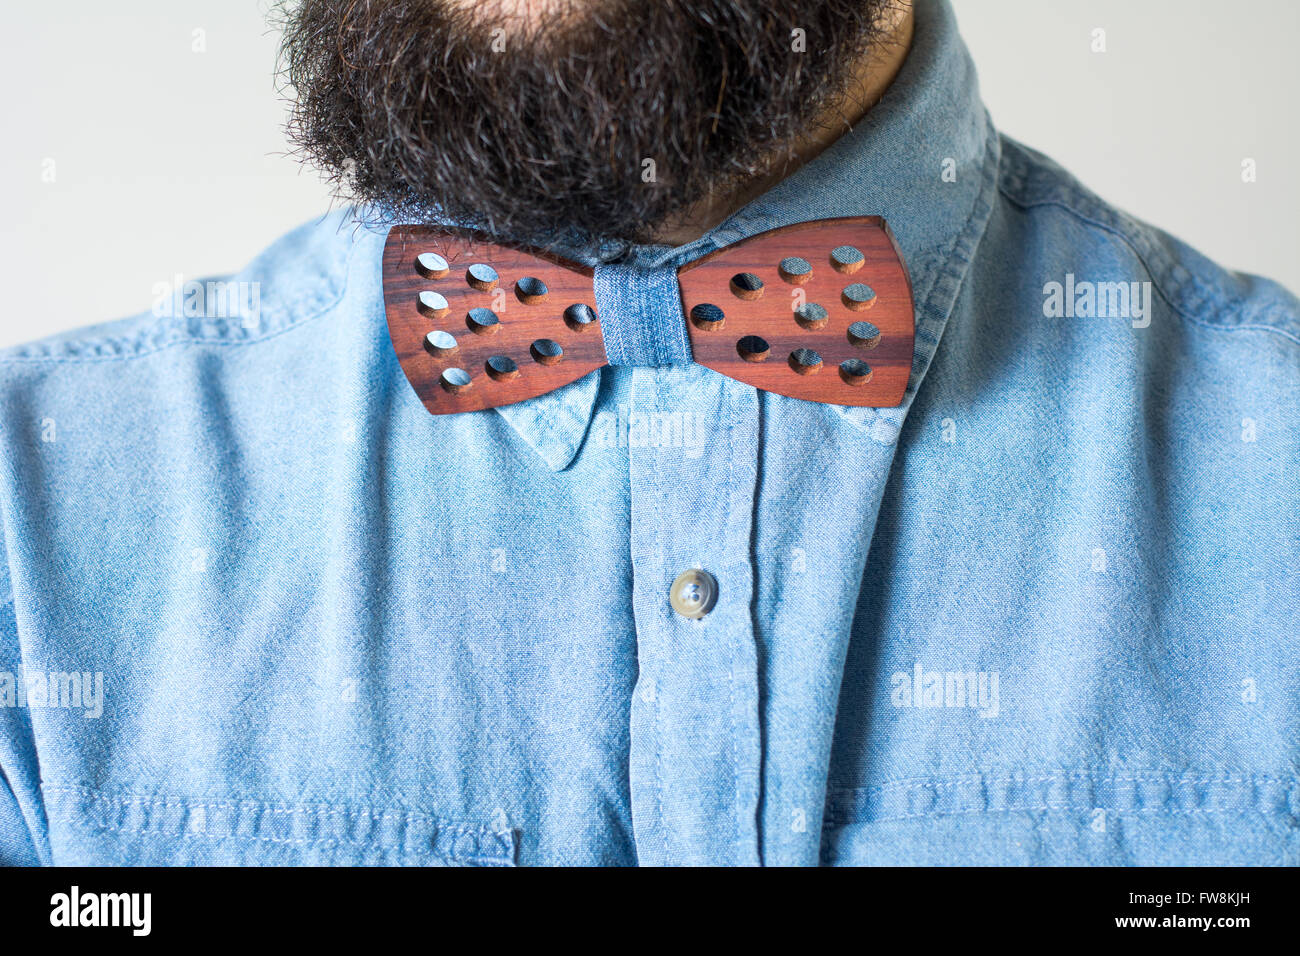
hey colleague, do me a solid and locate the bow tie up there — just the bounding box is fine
[382,217,914,414]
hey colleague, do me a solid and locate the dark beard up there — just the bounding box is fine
[277,0,895,254]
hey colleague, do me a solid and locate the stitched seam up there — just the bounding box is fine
[0,240,360,366]
[642,271,655,364]
[833,116,1001,446]
[651,369,668,864]
[997,144,1300,347]
[725,379,741,863]
[594,265,625,365]
[664,268,691,363]
[69,816,512,864]
[824,771,1300,825]
[830,771,1300,795]
[823,803,1289,824]
[44,784,492,829]
[44,785,514,861]
[629,268,644,364]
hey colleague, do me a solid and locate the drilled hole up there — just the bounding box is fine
[788,348,823,375]
[841,283,877,312]
[847,320,881,349]
[424,330,458,356]
[417,290,449,319]
[830,245,865,274]
[737,335,770,362]
[563,303,598,332]
[466,263,499,291]
[485,355,520,382]
[840,358,873,386]
[729,272,764,301]
[689,303,726,331]
[466,307,501,334]
[439,368,472,393]
[778,257,812,285]
[515,276,548,304]
[530,339,564,366]
[415,252,449,279]
[793,302,829,330]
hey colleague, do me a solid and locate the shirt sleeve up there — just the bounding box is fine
[0,517,43,866]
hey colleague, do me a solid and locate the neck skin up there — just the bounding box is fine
[651,0,915,246]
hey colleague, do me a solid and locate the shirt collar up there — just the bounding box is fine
[489,0,999,469]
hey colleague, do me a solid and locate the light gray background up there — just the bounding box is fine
[1,0,1296,348]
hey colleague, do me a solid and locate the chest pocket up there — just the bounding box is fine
[42,785,518,866]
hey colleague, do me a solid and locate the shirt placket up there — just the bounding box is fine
[626,364,762,866]
[593,260,763,865]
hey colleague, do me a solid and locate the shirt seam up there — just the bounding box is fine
[824,769,1300,825]
[0,240,360,366]
[42,784,517,858]
[67,816,514,865]
[831,113,1002,445]
[996,142,1300,347]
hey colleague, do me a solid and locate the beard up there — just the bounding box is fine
[277,0,896,254]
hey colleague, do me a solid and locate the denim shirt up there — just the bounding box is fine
[1,0,1297,866]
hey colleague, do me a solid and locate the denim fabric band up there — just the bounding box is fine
[592,262,693,367]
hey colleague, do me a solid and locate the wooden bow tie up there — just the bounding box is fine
[382,216,914,413]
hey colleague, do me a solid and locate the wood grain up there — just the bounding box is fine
[677,217,914,408]
[383,226,603,414]
[384,217,914,415]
